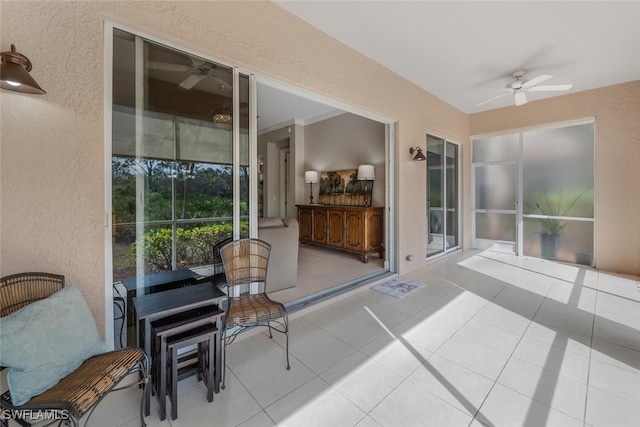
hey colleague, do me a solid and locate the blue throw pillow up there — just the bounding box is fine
[0,286,108,405]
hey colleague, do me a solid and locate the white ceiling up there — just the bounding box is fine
[274,1,640,114]
[257,83,340,132]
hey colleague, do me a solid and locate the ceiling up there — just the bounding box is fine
[275,1,640,114]
[257,83,340,132]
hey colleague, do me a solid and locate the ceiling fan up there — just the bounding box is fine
[147,56,228,90]
[476,71,573,107]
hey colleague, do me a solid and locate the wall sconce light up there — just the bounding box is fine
[304,170,319,204]
[357,164,375,207]
[1,45,46,94]
[409,146,427,161]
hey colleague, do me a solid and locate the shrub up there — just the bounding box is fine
[131,222,248,272]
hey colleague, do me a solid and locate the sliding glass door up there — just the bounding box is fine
[471,122,594,264]
[111,29,253,283]
[427,135,460,258]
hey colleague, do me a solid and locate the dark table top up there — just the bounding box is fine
[121,269,198,292]
[132,282,226,320]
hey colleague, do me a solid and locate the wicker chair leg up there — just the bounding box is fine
[284,315,290,370]
[139,368,149,427]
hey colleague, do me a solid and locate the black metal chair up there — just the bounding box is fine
[113,284,126,349]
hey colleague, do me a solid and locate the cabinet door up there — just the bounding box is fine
[365,208,384,251]
[345,210,364,251]
[327,209,345,248]
[312,208,327,244]
[298,207,312,241]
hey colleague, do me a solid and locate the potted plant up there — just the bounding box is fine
[533,188,591,260]
[535,203,566,259]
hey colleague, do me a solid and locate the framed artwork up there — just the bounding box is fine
[318,169,372,206]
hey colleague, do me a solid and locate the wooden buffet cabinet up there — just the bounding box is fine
[296,204,384,263]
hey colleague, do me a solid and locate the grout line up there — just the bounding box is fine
[583,289,598,426]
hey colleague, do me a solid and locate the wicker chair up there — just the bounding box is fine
[219,239,290,389]
[0,272,150,427]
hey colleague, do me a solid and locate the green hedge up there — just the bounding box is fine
[131,222,248,271]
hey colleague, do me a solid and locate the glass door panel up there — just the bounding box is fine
[112,29,246,282]
[522,123,594,263]
[427,135,444,256]
[238,74,250,238]
[445,142,459,250]
[427,135,459,259]
[473,163,517,253]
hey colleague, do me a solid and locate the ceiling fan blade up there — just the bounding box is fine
[147,61,190,72]
[514,91,528,106]
[521,74,552,89]
[476,92,510,107]
[528,84,573,92]
[179,74,205,90]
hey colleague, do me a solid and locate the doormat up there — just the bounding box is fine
[371,277,424,299]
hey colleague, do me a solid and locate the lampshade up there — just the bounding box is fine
[357,164,375,180]
[1,45,46,95]
[304,170,319,184]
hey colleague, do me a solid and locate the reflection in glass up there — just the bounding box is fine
[239,74,250,238]
[112,29,242,281]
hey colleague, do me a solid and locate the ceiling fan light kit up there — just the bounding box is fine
[477,70,572,108]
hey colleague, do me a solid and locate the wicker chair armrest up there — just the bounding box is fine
[0,347,149,425]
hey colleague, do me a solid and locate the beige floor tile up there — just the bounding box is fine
[369,380,472,427]
[96,249,640,427]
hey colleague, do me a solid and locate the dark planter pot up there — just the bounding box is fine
[540,233,560,260]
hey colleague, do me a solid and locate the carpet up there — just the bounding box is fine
[371,277,424,299]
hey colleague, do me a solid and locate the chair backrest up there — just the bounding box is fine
[220,239,271,292]
[0,272,65,317]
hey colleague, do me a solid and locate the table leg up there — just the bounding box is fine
[159,336,167,420]
[207,334,214,402]
[214,321,222,393]
[142,318,151,417]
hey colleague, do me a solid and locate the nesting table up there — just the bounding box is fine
[132,282,226,416]
[122,269,199,346]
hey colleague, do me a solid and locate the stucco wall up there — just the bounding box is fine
[469,81,640,275]
[1,1,468,336]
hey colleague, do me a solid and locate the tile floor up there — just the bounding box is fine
[271,244,386,304]
[75,250,640,425]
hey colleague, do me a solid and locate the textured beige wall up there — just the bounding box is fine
[469,81,640,275]
[1,1,468,335]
